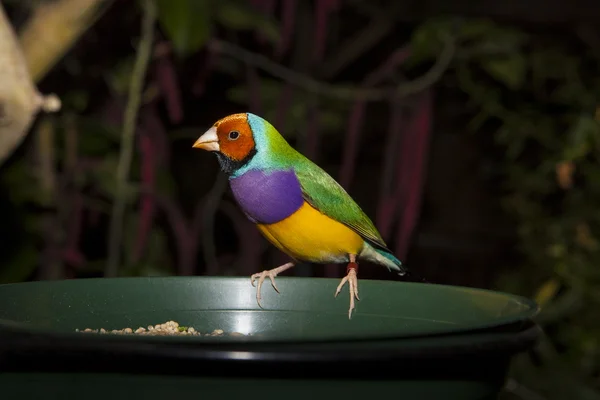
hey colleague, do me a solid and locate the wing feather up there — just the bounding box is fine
[293,163,390,252]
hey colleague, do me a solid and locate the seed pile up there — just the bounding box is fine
[76,320,247,337]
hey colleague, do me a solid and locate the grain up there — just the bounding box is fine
[76,320,247,337]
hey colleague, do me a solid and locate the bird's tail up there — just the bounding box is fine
[376,248,407,276]
[360,242,407,276]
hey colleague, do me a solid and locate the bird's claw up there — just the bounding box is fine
[335,262,360,319]
[250,270,278,308]
[250,262,295,308]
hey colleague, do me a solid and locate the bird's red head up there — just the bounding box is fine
[193,113,255,162]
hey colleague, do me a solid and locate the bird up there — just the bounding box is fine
[192,112,406,319]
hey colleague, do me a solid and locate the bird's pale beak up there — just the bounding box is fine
[192,127,220,152]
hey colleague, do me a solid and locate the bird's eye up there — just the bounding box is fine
[228,130,240,140]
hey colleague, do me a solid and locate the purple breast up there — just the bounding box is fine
[229,169,304,224]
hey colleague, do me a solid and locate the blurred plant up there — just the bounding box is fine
[409,16,600,399]
[0,0,597,398]
[0,1,62,167]
[1,0,450,281]
[0,0,281,280]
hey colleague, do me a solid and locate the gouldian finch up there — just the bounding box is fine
[193,113,406,318]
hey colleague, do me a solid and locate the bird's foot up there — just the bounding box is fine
[335,261,360,319]
[250,262,295,308]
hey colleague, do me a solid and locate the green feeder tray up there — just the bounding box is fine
[0,276,540,400]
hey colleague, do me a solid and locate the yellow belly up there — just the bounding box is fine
[256,201,364,263]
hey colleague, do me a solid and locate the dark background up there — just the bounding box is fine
[1,0,599,398]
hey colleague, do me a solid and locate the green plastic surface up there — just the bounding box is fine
[0,276,538,341]
[0,277,540,400]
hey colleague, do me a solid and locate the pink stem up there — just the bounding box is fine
[193,50,216,97]
[391,117,414,249]
[143,104,171,167]
[313,0,341,64]
[376,100,404,240]
[130,105,168,265]
[276,0,297,59]
[394,90,433,260]
[62,193,86,268]
[339,100,366,189]
[156,54,183,123]
[132,131,156,263]
[338,46,411,190]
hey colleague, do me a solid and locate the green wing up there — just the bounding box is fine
[293,161,390,252]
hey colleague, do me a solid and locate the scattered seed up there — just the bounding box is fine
[76,320,247,337]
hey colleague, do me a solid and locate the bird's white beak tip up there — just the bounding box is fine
[193,126,220,151]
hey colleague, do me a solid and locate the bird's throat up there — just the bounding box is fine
[215,148,257,175]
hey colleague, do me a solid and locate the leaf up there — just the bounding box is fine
[408,21,447,65]
[534,278,561,306]
[481,53,527,90]
[536,285,584,324]
[214,0,280,44]
[562,114,600,161]
[156,0,212,58]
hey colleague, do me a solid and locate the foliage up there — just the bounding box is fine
[0,2,598,398]
[156,0,279,58]
[410,17,600,399]
[0,0,281,280]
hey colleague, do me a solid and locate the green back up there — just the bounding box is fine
[242,113,390,252]
[294,158,390,251]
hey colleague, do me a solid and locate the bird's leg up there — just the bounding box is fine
[334,254,360,319]
[250,262,295,308]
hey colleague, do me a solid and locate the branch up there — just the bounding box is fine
[19,0,111,82]
[207,35,455,102]
[320,12,394,78]
[105,0,156,277]
[0,3,61,166]
[0,0,109,166]
[338,45,411,189]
